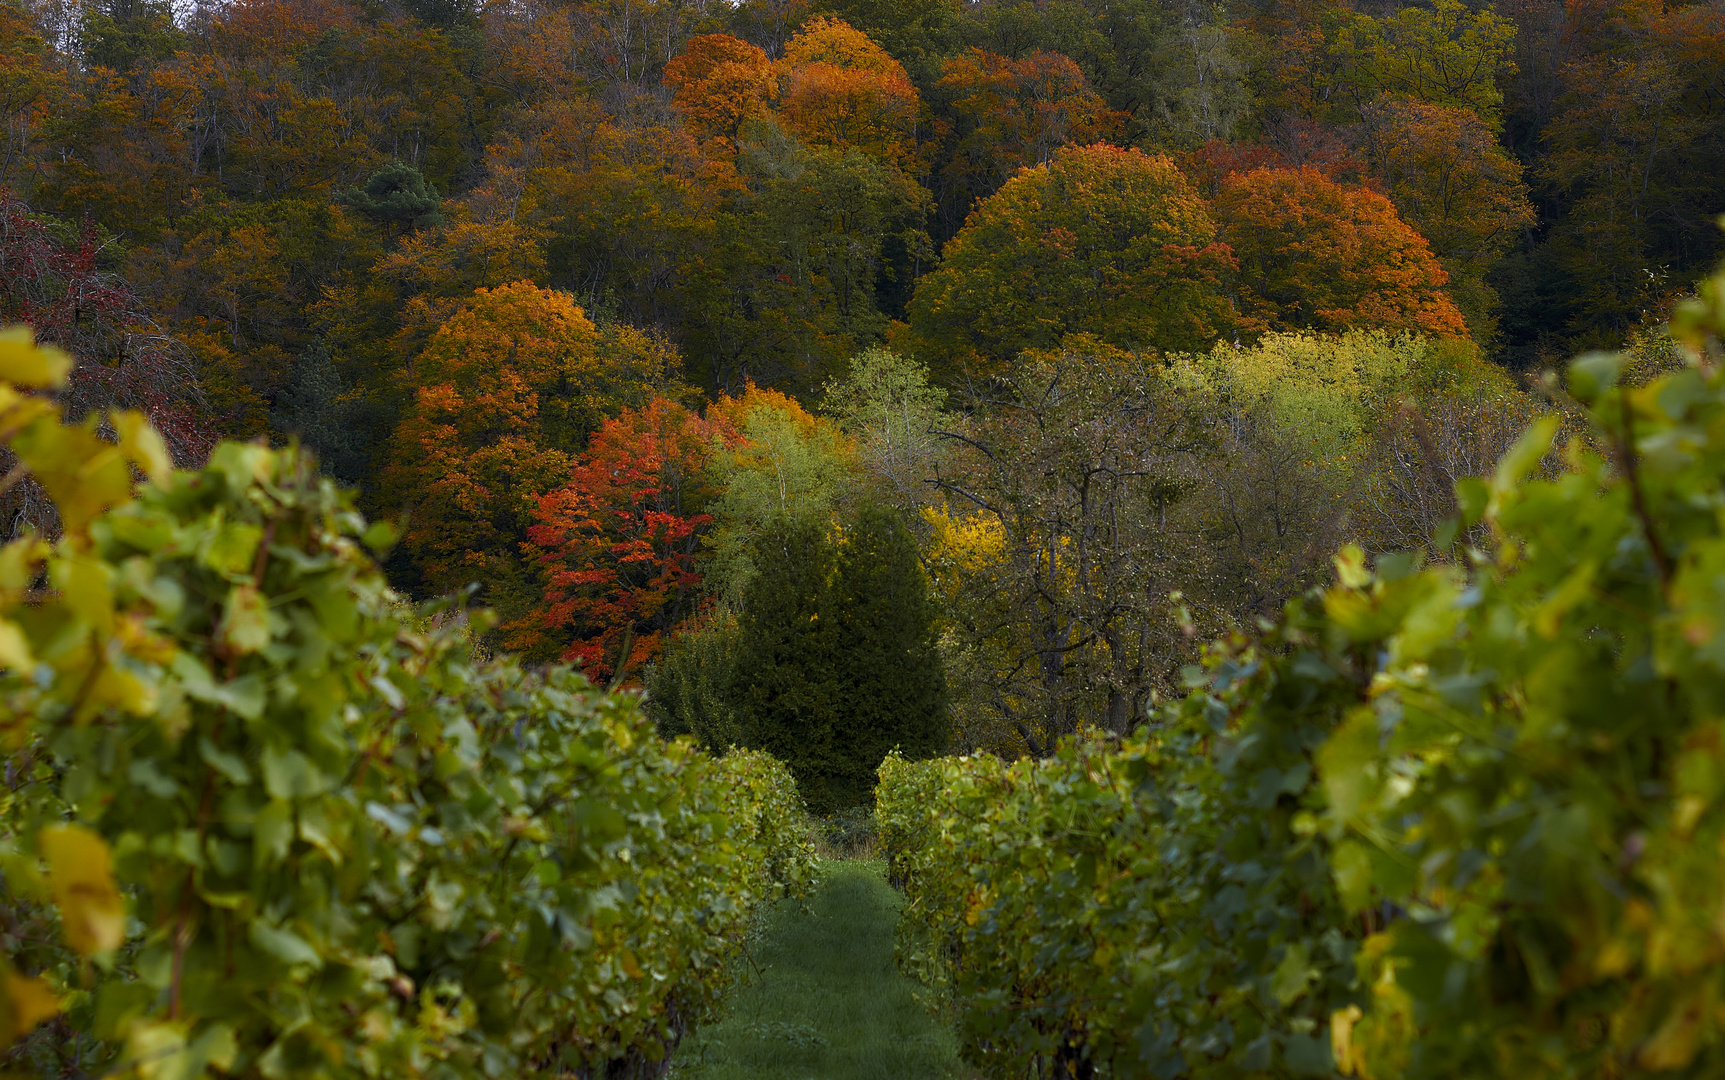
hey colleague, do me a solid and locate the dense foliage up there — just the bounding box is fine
[878,262,1725,1078]
[902,143,1235,378]
[918,328,1548,755]
[2,0,1720,1067]
[1,0,1714,736]
[1,0,1713,455]
[650,503,948,814]
[0,335,816,1078]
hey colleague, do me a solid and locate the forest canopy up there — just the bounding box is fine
[0,0,1720,765]
[2,0,1723,1073]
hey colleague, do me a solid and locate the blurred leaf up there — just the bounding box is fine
[220,583,270,654]
[0,965,61,1047]
[40,824,125,955]
[112,409,172,485]
[0,327,72,388]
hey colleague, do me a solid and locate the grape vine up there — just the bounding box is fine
[878,259,1725,1079]
[0,331,816,1078]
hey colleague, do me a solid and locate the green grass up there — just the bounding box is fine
[670,860,971,1080]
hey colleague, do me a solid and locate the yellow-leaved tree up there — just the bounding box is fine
[903,143,1237,380]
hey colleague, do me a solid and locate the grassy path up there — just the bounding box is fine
[671,860,970,1080]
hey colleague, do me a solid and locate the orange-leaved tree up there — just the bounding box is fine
[1355,96,1535,340]
[903,143,1237,379]
[933,48,1125,229]
[775,17,921,168]
[386,280,679,606]
[1212,166,1469,339]
[509,397,735,677]
[663,34,778,156]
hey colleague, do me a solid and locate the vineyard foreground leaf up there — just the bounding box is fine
[0,966,61,1047]
[40,824,125,956]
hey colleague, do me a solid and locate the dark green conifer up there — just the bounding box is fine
[831,506,949,801]
[733,516,843,813]
[337,163,444,231]
[273,342,370,485]
[646,618,743,751]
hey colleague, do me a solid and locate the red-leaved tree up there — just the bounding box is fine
[0,190,209,540]
[0,192,207,454]
[509,397,737,681]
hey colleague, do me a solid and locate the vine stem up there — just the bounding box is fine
[1618,393,1673,587]
[170,716,223,1019]
[166,870,195,1020]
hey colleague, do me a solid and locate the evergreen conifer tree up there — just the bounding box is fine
[338,163,445,231]
[273,342,369,485]
[831,506,949,801]
[733,516,843,812]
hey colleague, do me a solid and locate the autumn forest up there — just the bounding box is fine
[2,0,1722,767]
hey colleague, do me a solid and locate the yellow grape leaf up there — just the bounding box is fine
[0,965,61,1047]
[116,613,176,667]
[124,1020,188,1080]
[0,388,59,446]
[197,514,261,576]
[207,443,273,492]
[110,410,171,485]
[0,537,47,593]
[0,619,32,672]
[1594,937,1634,978]
[1330,1004,1364,1077]
[618,948,644,979]
[83,663,157,720]
[608,718,633,751]
[0,328,73,389]
[1333,544,1372,590]
[40,824,125,955]
[1638,989,1706,1070]
[53,553,115,635]
[10,417,133,536]
[220,584,270,655]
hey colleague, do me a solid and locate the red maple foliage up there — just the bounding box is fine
[510,397,738,682]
